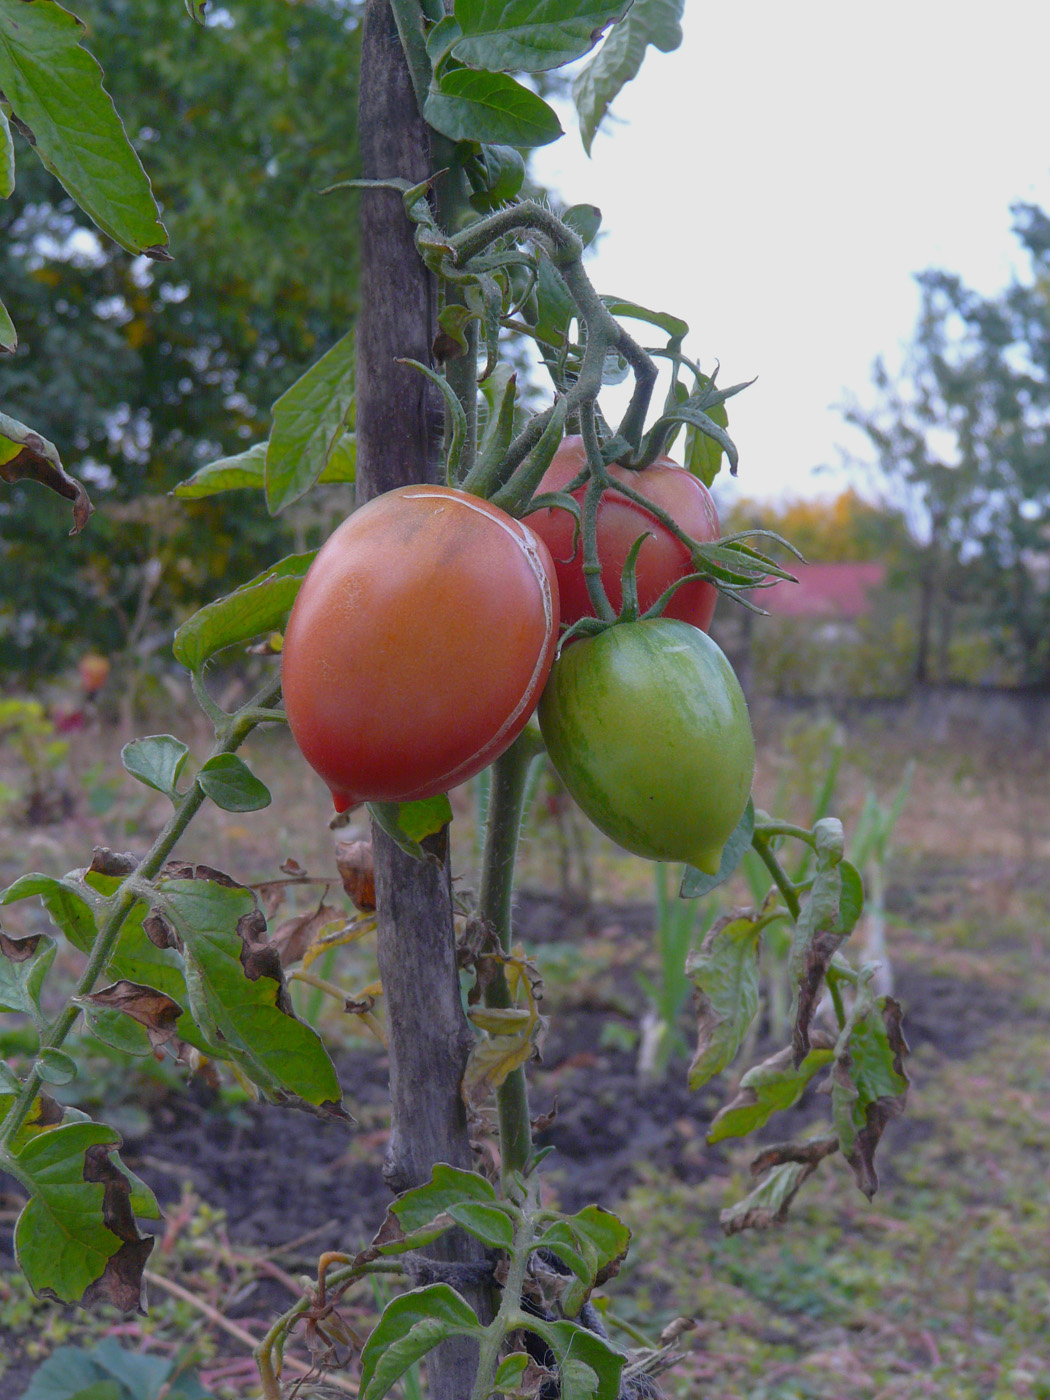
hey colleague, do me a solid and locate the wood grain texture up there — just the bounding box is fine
[356,3,493,1387]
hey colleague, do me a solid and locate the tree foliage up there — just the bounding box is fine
[724,488,913,567]
[0,0,363,678]
[848,202,1050,686]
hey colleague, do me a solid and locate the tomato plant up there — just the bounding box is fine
[0,7,909,1399]
[524,434,721,628]
[281,485,560,809]
[539,618,754,874]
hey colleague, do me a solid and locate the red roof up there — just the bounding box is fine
[758,561,887,619]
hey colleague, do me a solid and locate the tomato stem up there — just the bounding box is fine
[579,404,617,621]
[750,831,803,923]
[477,728,545,1179]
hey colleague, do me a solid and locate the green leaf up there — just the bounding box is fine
[51,1379,123,1400]
[172,551,315,672]
[494,1353,531,1389]
[535,1220,598,1315]
[172,437,355,500]
[120,734,189,802]
[681,799,755,898]
[368,795,453,864]
[425,69,563,148]
[158,877,344,1114]
[426,14,462,66]
[836,859,865,935]
[0,293,15,352]
[573,0,684,153]
[602,296,688,342]
[447,1200,516,1250]
[81,1004,152,1057]
[536,1205,629,1316]
[563,202,602,247]
[13,1121,157,1306]
[708,1040,834,1143]
[0,0,167,255]
[652,399,738,474]
[561,1360,601,1400]
[0,930,56,1020]
[467,142,526,211]
[452,0,632,72]
[0,102,15,197]
[171,442,267,498]
[373,1164,506,1255]
[19,1346,109,1400]
[685,399,729,487]
[197,754,272,813]
[565,1204,631,1276]
[532,249,575,348]
[358,1284,484,1400]
[524,1318,624,1400]
[473,362,518,479]
[391,1163,497,1236]
[686,911,765,1088]
[36,1048,77,1085]
[1,873,97,954]
[90,1337,175,1400]
[265,328,355,513]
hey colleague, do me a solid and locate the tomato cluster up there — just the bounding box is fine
[282,440,754,874]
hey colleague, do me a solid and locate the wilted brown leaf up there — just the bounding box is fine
[463,1008,547,1112]
[720,1160,820,1236]
[143,911,180,950]
[88,848,139,879]
[335,839,376,912]
[793,926,849,1065]
[236,908,293,1013]
[271,902,344,967]
[748,1133,839,1178]
[160,861,244,888]
[659,1317,698,1345]
[0,415,93,535]
[531,1099,558,1133]
[79,981,183,1051]
[80,1144,155,1312]
[0,931,43,962]
[833,996,910,1199]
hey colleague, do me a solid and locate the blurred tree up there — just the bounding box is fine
[0,0,363,679]
[846,202,1050,687]
[725,488,913,565]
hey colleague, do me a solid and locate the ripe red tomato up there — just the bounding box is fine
[539,618,754,874]
[282,486,560,810]
[523,436,720,630]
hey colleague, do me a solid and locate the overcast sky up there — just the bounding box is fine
[531,2,1050,506]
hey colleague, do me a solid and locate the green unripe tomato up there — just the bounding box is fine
[538,619,754,874]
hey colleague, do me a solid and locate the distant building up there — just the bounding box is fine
[758,561,887,619]
[710,560,903,698]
